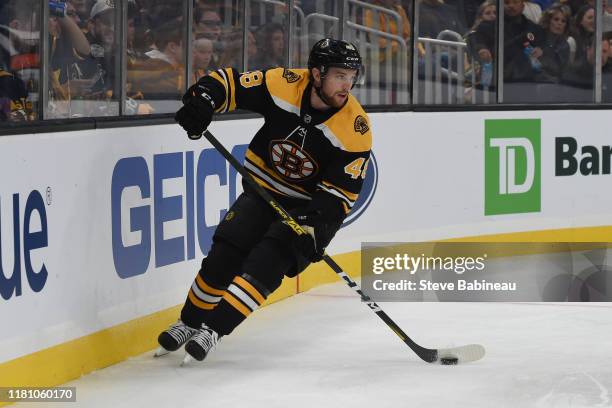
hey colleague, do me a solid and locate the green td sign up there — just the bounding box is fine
[485,119,541,215]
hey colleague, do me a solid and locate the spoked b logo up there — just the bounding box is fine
[485,119,541,215]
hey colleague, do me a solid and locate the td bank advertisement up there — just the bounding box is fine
[484,117,612,217]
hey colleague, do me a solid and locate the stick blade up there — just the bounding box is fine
[436,344,486,364]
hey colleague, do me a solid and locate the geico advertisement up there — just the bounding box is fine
[110,145,247,279]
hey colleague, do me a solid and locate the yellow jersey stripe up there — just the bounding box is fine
[342,202,350,214]
[250,173,290,197]
[321,180,359,201]
[235,276,266,305]
[246,162,311,200]
[318,183,354,208]
[209,71,228,113]
[227,68,237,111]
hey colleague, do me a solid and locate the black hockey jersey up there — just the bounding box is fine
[198,67,372,216]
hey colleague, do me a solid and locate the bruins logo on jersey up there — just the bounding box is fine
[270,140,318,180]
[354,115,369,135]
[282,69,301,83]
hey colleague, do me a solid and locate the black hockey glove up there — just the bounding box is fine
[175,83,215,140]
[286,209,327,263]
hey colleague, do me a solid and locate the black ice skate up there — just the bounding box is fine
[155,320,198,357]
[182,325,219,365]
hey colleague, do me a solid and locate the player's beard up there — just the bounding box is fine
[320,87,348,109]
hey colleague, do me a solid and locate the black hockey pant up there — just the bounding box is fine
[180,190,308,336]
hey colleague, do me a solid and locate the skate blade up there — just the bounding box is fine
[180,353,195,366]
[154,347,171,357]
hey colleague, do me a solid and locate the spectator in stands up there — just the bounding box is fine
[568,5,594,64]
[193,37,214,82]
[252,23,285,69]
[47,0,96,117]
[2,0,39,120]
[363,0,411,62]
[71,0,117,101]
[464,0,496,88]
[195,8,222,42]
[462,0,489,29]
[538,4,571,81]
[472,0,545,80]
[473,0,497,28]
[194,7,222,69]
[49,1,92,83]
[138,23,184,97]
[419,0,469,39]
[70,0,90,27]
[563,35,612,100]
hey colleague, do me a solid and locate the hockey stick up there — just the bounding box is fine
[201,129,485,365]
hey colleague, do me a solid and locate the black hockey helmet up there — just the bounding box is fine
[308,38,363,87]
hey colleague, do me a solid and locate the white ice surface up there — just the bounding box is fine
[19,282,612,408]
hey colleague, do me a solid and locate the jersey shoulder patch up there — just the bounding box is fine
[353,115,369,135]
[317,96,372,153]
[265,68,309,114]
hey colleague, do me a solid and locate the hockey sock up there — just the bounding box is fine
[181,274,226,328]
[207,273,270,335]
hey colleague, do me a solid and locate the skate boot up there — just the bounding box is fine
[155,320,198,357]
[183,325,220,364]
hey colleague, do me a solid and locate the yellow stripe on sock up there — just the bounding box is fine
[234,276,265,305]
[195,275,225,296]
[222,291,252,317]
[188,290,217,310]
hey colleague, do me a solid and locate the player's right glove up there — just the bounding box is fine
[175,83,216,140]
[286,209,327,263]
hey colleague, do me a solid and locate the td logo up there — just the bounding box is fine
[485,119,541,215]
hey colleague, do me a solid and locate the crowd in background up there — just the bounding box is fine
[0,0,290,120]
[410,0,612,101]
[2,0,612,121]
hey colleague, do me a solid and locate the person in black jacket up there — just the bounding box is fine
[472,0,546,101]
[538,5,571,82]
[563,35,612,102]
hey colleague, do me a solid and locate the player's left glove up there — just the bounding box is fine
[175,83,216,139]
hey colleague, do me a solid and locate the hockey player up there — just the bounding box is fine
[158,38,372,362]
